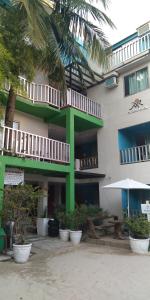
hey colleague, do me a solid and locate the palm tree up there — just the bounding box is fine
[21,0,115,89]
[1,0,114,127]
[0,1,53,127]
[0,38,13,88]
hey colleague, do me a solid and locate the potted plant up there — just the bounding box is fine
[125,215,150,254]
[2,184,41,263]
[68,209,86,245]
[56,209,70,242]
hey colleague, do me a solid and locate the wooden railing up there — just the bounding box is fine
[62,89,101,119]
[80,155,98,170]
[120,144,150,164]
[4,76,61,108]
[110,32,150,69]
[0,126,70,163]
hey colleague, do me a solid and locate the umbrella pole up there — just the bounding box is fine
[127,189,130,217]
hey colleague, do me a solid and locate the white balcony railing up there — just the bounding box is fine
[63,89,101,118]
[0,126,70,163]
[120,144,150,164]
[4,78,102,119]
[4,76,61,108]
[110,32,150,69]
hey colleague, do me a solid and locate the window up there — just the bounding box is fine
[124,68,149,96]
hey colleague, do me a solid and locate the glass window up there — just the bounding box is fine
[124,68,149,96]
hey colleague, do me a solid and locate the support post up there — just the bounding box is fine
[38,181,48,217]
[0,162,5,226]
[66,109,75,212]
[0,162,6,253]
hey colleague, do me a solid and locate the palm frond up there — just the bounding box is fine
[12,0,54,48]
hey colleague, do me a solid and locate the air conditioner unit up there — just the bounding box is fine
[137,22,150,36]
[104,76,118,89]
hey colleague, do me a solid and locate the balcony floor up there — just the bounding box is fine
[0,155,70,174]
[0,91,60,121]
[0,91,103,130]
[50,108,103,132]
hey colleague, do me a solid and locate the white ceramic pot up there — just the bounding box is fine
[59,229,70,242]
[37,218,49,236]
[129,237,149,254]
[70,230,82,245]
[13,243,32,263]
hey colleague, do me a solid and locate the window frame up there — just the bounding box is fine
[124,67,149,97]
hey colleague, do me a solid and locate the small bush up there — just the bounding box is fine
[125,215,150,239]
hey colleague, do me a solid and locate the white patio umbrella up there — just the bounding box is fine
[103,178,150,217]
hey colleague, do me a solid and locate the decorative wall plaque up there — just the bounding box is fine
[128,98,148,113]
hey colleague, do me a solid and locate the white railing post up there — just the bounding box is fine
[67,89,71,106]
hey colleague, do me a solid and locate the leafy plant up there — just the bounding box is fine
[1,184,42,244]
[56,205,106,231]
[125,215,150,239]
[0,0,114,128]
[68,208,87,231]
[56,211,69,229]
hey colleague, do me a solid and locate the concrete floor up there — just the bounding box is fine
[0,238,150,300]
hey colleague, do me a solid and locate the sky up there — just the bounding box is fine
[101,0,150,45]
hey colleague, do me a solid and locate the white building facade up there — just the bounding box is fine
[88,22,150,217]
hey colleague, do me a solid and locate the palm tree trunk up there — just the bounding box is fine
[5,85,16,128]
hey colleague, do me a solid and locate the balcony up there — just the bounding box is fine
[110,32,150,70]
[5,76,61,108]
[4,77,101,119]
[64,89,101,119]
[120,144,150,165]
[75,155,98,170]
[0,126,70,164]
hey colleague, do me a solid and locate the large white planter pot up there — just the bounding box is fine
[129,237,149,254]
[37,218,49,236]
[70,230,82,245]
[59,229,70,242]
[13,243,32,263]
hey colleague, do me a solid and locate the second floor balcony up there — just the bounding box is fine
[4,76,101,119]
[0,125,70,164]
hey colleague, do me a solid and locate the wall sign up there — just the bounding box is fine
[4,169,24,185]
[128,98,148,114]
[141,201,150,221]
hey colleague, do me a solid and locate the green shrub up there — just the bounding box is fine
[125,215,150,239]
[1,184,42,244]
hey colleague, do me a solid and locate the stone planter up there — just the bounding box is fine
[70,230,82,245]
[129,236,149,254]
[13,243,32,263]
[59,229,70,242]
[37,218,49,236]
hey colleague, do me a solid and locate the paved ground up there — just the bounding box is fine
[0,238,150,300]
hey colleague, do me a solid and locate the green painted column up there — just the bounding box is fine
[0,161,5,226]
[66,109,75,212]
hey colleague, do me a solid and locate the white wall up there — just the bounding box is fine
[87,60,150,216]
[33,71,49,85]
[14,110,48,137]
